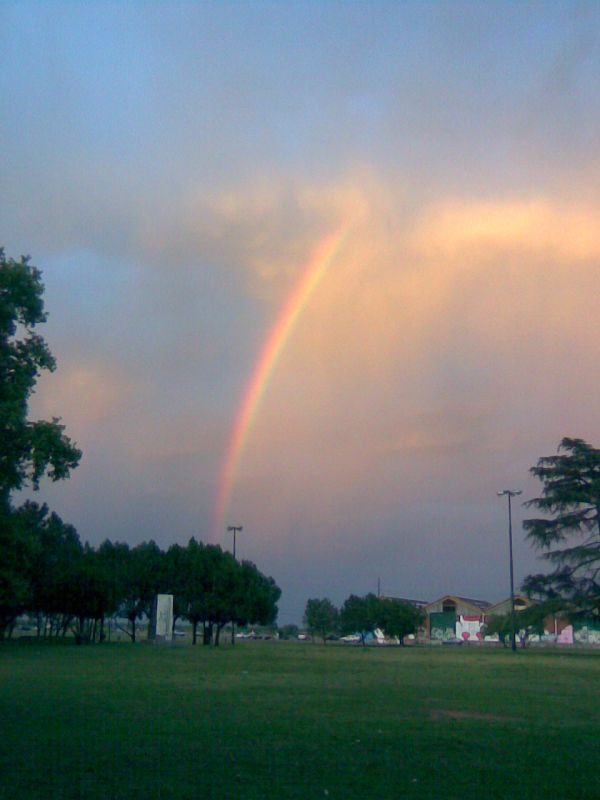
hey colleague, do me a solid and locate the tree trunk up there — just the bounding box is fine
[192,620,198,645]
[203,622,213,646]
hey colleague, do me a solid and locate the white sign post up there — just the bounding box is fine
[148,594,174,642]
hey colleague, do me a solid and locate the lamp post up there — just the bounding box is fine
[497,490,522,652]
[227,525,243,645]
[227,525,242,560]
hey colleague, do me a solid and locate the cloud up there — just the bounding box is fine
[409,198,600,262]
[221,182,600,526]
[32,362,133,430]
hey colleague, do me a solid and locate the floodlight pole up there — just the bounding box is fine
[228,525,242,561]
[227,525,243,645]
[497,490,522,652]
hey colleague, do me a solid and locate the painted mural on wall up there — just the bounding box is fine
[431,626,456,641]
[574,621,600,644]
[455,615,484,642]
[557,624,573,644]
[429,611,456,641]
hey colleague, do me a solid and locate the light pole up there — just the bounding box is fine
[497,490,522,652]
[227,525,242,560]
[227,525,242,644]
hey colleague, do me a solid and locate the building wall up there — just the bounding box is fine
[429,611,456,641]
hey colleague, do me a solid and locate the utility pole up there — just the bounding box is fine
[497,490,522,652]
[227,525,243,645]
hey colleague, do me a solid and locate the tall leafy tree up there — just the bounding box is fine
[234,560,280,629]
[523,438,600,614]
[27,502,83,636]
[0,504,38,638]
[303,598,339,643]
[0,249,81,506]
[163,542,190,633]
[95,540,132,632]
[204,547,240,646]
[0,249,80,637]
[340,593,381,646]
[118,541,164,642]
[178,538,212,645]
[62,544,108,643]
[378,599,423,645]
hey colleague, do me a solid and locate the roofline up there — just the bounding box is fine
[424,594,492,610]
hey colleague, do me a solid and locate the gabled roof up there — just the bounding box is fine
[424,595,492,613]
[486,595,534,616]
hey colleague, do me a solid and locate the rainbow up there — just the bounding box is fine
[213,223,351,534]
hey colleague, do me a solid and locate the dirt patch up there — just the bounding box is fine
[429,709,521,723]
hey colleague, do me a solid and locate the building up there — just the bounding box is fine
[424,595,492,642]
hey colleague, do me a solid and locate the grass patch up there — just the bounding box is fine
[1,641,599,799]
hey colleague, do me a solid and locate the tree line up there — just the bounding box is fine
[0,507,280,644]
[304,594,424,645]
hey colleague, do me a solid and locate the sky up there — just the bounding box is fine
[2,1,600,625]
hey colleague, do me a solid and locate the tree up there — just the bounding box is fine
[118,541,164,642]
[177,538,212,645]
[0,249,80,637]
[0,249,81,506]
[523,437,600,613]
[339,593,381,646]
[303,598,339,643]
[378,599,424,645]
[163,542,190,634]
[278,624,299,640]
[94,540,133,637]
[176,540,281,646]
[202,548,242,647]
[483,614,512,647]
[484,607,546,649]
[234,560,281,631]
[27,502,83,636]
[62,544,114,644]
[0,503,37,638]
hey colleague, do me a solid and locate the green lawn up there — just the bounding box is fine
[1,641,598,799]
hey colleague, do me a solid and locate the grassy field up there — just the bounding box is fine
[1,641,599,800]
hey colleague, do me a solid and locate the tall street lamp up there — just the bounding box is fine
[497,489,522,652]
[227,525,243,560]
[227,525,243,645]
